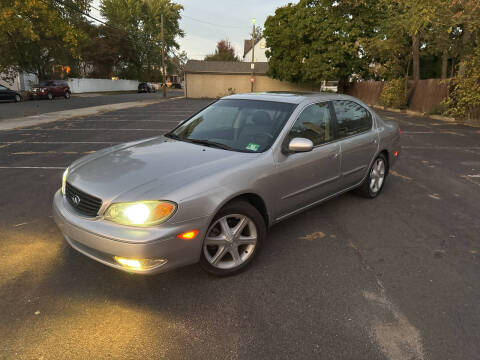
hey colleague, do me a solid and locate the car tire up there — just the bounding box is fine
[200,200,266,276]
[356,153,388,198]
[64,91,71,99]
[14,94,21,103]
[47,92,53,100]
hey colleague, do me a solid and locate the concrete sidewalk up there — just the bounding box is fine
[0,96,184,131]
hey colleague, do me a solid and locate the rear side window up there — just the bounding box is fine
[287,102,333,146]
[333,100,372,138]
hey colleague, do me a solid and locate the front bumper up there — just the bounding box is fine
[52,190,209,274]
[32,91,48,98]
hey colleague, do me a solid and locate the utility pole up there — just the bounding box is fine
[161,14,167,98]
[250,18,256,92]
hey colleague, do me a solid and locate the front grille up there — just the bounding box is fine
[65,182,103,217]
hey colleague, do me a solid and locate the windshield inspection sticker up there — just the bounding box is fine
[246,143,260,151]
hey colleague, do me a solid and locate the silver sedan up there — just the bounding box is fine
[53,92,401,276]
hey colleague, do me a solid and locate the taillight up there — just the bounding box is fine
[398,127,402,135]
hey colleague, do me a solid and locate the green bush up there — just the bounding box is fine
[443,46,480,120]
[380,79,407,109]
[429,102,450,116]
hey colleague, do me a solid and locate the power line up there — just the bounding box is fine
[181,14,244,29]
[88,3,102,13]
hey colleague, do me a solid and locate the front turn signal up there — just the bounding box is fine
[177,230,199,240]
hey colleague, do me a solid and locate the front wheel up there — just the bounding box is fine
[356,153,388,198]
[47,92,53,100]
[14,94,21,102]
[200,200,266,276]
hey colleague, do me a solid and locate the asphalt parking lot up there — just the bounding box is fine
[0,89,184,120]
[0,98,479,359]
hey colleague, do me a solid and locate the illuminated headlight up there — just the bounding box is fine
[104,201,176,227]
[61,167,69,195]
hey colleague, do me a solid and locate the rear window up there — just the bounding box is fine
[332,100,372,138]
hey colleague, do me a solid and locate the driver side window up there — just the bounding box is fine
[288,103,333,146]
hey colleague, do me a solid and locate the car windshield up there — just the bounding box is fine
[38,80,53,86]
[166,99,296,153]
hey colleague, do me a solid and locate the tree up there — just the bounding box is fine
[0,0,91,79]
[264,0,379,90]
[374,0,440,82]
[453,0,480,75]
[204,40,240,61]
[100,0,184,80]
[444,44,480,119]
[80,24,135,78]
[251,25,263,39]
[168,50,188,76]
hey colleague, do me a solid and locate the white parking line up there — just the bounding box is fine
[0,166,65,170]
[402,146,480,150]
[4,128,170,131]
[0,141,119,144]
[402,131,435,134]
[96,115,186,117]
[69,119,181,122]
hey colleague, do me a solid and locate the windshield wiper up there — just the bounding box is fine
[164,134,232,151]
[164,133,181,140]
[188,139,232,150]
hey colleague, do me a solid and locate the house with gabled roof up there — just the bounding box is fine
[242,38,268,62]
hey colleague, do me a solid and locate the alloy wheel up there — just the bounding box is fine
[203,214,258,270]
[369,158,385,193]
[15,95,21,102]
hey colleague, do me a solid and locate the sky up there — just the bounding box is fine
[91,0,291,60]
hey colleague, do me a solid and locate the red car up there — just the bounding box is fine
[32,80,71,100]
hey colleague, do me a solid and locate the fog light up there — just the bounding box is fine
[114,256,167,271]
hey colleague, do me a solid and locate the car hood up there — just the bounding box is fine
[68,136,258,202]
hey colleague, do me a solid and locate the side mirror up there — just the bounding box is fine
[287,137,314,153]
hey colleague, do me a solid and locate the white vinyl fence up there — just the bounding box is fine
[67,78,139,93]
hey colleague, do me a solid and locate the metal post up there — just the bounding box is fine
[161,14,167,98]
[250,19,256,92]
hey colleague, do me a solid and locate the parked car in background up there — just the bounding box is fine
[32,80,71,100]
[138,82,156,93]
[53,92,401,277]
[0,85,22,102]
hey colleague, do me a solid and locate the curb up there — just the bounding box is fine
[370,105,468,124]
[0,96,185,131]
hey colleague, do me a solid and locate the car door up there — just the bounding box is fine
[0,85,8,100]
[52,81,61,96]
[332,100,378,188]
[273,102,341,218]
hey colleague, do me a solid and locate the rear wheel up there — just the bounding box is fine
[200,200,266,276]
[64,90,71,99]
[357,153,387,198]
[47,92,53,100]
[14,94,21,102]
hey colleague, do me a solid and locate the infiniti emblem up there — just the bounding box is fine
[71,194,81,206]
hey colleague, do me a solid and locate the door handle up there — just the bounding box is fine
[331,152,340,159]
[371,139,378,144]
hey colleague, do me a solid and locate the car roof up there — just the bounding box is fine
[222,92,360,104]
